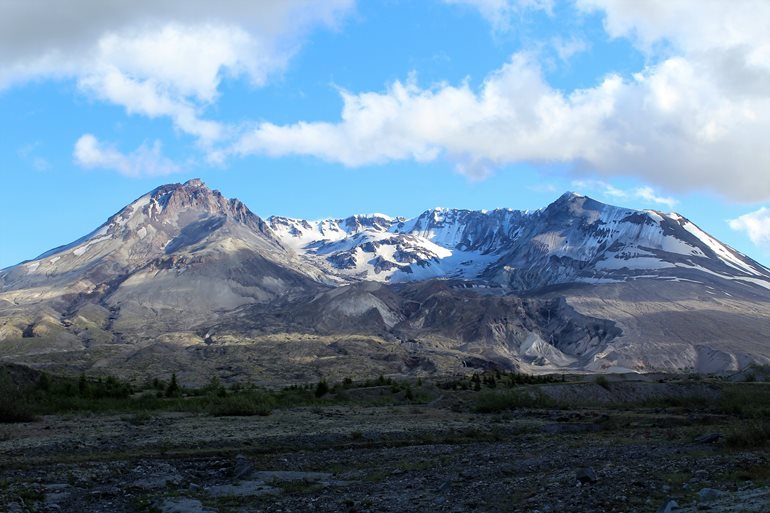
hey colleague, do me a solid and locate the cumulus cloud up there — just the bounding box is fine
[0,1,354,146]
[227,54,619,166]
[6,1,770,198]
[576,0,770,56]
[74,134,180,177]
[0,1,353,87]
[221,0,770,202]
[729,208,770,249]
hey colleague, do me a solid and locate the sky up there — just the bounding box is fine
[2,0,770,269]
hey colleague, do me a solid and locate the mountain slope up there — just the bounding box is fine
[1,182,769,382]
[268,192,770,293]
[0,179,325,348]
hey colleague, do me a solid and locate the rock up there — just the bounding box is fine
[232,454,254,480]
[698,488,726,501]
[657,499,679,513]
[205,481,280,497]
[694,433,721,444]
[575,467,598,484]
[160,497,217,513]
[43,483,71,506]
[251,470,334,482]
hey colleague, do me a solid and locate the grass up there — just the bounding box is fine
[724,420,770,449]
[595,375,611,390]
[722,464,770,484]
[207,393,273,417]
[0,396,37,423]
[718,384,770,417]
[4,369,769,425]
[474,389,557,413]
[0,371,435,422]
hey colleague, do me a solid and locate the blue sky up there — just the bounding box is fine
[2,0,770,268]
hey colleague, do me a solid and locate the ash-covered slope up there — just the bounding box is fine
[1,183,769,382]
[269,192,770,292]
[0,179,325,347]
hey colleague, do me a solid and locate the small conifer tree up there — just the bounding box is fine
[315,380,329,398]
[165,373,180,397]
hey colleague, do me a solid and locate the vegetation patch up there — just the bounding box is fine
[474,389,557,413]
[207,393,274,417]
[724,420,770,449]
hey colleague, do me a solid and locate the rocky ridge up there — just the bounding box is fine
[1,179,769,381]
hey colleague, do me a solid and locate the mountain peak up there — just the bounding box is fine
[541,191,602,216]
[560,191,585,200]
[183,178,206,188]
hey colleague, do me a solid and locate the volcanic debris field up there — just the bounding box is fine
[1,367,770,513]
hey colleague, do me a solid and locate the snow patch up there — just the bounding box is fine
[72,234,112,257]
[680,220,762,276]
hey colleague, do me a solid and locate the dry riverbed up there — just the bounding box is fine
[1,382,769,513]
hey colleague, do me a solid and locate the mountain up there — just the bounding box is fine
[0,179,324,360]
[268,192,770,291]
[1,180,769,383]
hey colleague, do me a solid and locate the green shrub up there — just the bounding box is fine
[725,421,770,448]
[165,373,181,398]
[595,375,610,390]
[0,375,36,423]
[37,372,51,392]
[474,389,556,413]
[315,380,329,398]
[719,385,770,417]
[207,393,273,417]
[0,396,36,423]
[125,411,153,426]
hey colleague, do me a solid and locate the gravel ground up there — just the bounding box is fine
[1,394,768,512]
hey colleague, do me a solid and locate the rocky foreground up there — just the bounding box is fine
[1,378,769,513]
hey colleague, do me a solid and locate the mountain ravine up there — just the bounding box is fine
[1,179,769,384]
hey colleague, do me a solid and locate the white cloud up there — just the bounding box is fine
[228,54,619,166]
[78,61,225,143]
[576,0,770,56]
[0,1,354,84]
[571,180,627,199]
[729,207,770,249]
[633,186,677,209]
[443,0,553,30]
[6,0,770,201]
[0,1,354,144]
[552,36,589,62]
[74,134,179,177]
[571,180,677,208]
[222,0,770,202]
